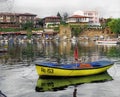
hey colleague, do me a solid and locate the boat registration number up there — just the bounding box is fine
[41,67,54,73]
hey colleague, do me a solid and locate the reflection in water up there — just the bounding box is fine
[0,39,120,97]
[107,46,120,58]
[35,72,113,93]
[73,86,77,97]
[0,40,120,65]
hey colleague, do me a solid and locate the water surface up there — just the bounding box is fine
[0,40,120,97]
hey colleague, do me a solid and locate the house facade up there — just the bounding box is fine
[66,15,90,25]
[0,12,37,28]
[84,11,100,25]
[43,16,60,28]
[67,10,100,26]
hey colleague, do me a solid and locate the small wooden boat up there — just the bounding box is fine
[35,60,114,77]
[35,72,113,92]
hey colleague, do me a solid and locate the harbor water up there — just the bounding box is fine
[0,39,120,97]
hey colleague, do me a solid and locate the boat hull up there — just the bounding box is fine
[36,63,113,77]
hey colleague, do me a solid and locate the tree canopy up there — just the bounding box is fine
[63,12,68,21]
[57,12,62,18]
[21,21,34,39]
[108,18,120,34]
[21,21,34,30]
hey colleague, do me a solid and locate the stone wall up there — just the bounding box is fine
[80,28,116,39]
[59,25,116,39]
[59,25,71,38]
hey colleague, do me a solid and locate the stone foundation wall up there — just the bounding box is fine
[80,28,116,39]
[59,25,116,39]
[59,25,71,38]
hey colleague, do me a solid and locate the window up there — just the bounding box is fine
[88,13,93,15]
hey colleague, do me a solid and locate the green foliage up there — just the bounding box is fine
[100,18,113,29]
[54,27,59,31]
[22,43,34,58]
[21,21,34,30]
[108,18,120,34]
[70,25,81,28]
[71,27,82,37]
[57,12,62,18]
[0,28,20,32]
[21,21,34,39]
[60,21,67,25]
[63,12,68,21]
[32,28,43,31]
[57,12,63,23]
[106,18,112,26]
[107,47,120,58]
[70,25,87,37]
[26,28,32,39]
[60,22,68,26]
[38,19,44,27]
[47,24,59,28]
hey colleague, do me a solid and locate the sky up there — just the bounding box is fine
[0,0,120,18]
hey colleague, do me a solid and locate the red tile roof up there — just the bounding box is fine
[69,15,90,18]
[0,12,37,16]
[45,16,60,19]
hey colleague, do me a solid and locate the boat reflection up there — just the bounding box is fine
[35,72,113,92]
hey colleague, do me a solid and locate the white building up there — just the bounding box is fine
[66,15,90,23]
[84,11,100,25]
[43,16,60,28]
[66,11,90,24]
[67,10,100,25]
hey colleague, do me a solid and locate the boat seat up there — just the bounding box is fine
[80,63,93,68]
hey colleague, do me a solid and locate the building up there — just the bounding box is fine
[0,12,37,28]
[67,10,90,25]
[84,11,100,25]
[43,16,60,28]
[67,10,100,26]
[66,15,90,25]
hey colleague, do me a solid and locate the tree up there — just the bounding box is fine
[57,12,62,18]
[108,18,120,35]
[57,12,62,23]
[38,19,44,28]
[99,18,112,29]
[63,12,68,21]
[71,27,82,37]
[71,25,87,37]
[106,18,112,26]
[21,21,34,30]
[21,21,34,39]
